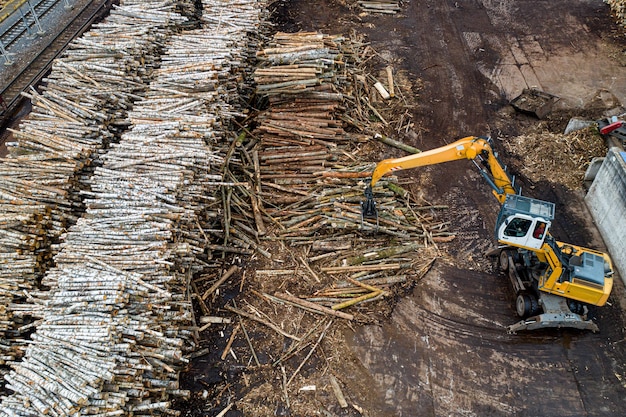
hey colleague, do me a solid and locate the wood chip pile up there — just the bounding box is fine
[0,0,188,386]
[502,127,607,189]
[605,0,626,26]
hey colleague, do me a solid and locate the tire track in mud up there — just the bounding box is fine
[397,0,493,138]
[350,263,625,416]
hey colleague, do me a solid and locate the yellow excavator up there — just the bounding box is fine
[363,136,614,332]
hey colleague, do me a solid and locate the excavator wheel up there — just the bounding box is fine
[516,291,539,318]
[499,250,510,271]
[567,299,584,315]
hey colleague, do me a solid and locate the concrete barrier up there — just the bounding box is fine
[585,147,626,284]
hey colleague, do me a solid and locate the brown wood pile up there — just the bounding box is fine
[605,0,626,26]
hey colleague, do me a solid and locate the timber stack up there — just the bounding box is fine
[0,0,268,415]
[0,0,188,384]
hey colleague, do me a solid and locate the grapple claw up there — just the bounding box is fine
[361,186,378,219]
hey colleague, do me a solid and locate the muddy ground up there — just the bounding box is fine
[180,1,626,416]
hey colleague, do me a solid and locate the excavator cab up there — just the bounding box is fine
[495,194,554,251]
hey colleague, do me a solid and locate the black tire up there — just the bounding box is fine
[499,250,510,271]
[516,292,540,318]
[567,299,584,315]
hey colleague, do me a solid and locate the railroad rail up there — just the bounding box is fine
[0,0,113,129]
[0,0,55,49]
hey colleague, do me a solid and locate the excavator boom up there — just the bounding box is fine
[369,136,517,203]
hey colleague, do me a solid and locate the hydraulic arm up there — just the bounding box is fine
[365,137,517,217]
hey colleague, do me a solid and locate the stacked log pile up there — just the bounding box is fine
[212,32,450,328]
[605,0,626,26]
[0,0,189,397]
[0,0,268,415]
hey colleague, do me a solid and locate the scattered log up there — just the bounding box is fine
[331,290,384,310]
[202,265,240,301]
[225,305,301,342]
[221,324,240,360]
[358,1,402,14]
[273,292,354,320]
[374,133,421,154]
[329,375,349,408]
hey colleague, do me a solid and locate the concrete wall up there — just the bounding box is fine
[585,147,626,284]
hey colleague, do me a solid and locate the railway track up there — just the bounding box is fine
[0,0,113,129]
[1,0,59,50]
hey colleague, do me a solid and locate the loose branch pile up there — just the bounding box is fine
[182,29,451,415]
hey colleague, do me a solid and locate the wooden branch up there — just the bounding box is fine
[329,375,349,408]
[225,306,301,342]
[374,133,421,154]
[239,317,260,367]
[386,66,395,98]
[287,320,332,386]
[331,290,383,310]
[274,292,353,320]
[320,263,406,274]
[202,265,240,301]
[221,324,240,360]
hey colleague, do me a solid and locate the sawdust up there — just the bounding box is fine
[502,126,608,190]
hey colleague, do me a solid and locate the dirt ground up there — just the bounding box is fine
[179,1,626,416]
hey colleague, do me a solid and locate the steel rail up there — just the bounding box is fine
[1,0,64,51]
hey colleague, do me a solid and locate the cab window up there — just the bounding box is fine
[533,221,546,239]
[504,218,532,238]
